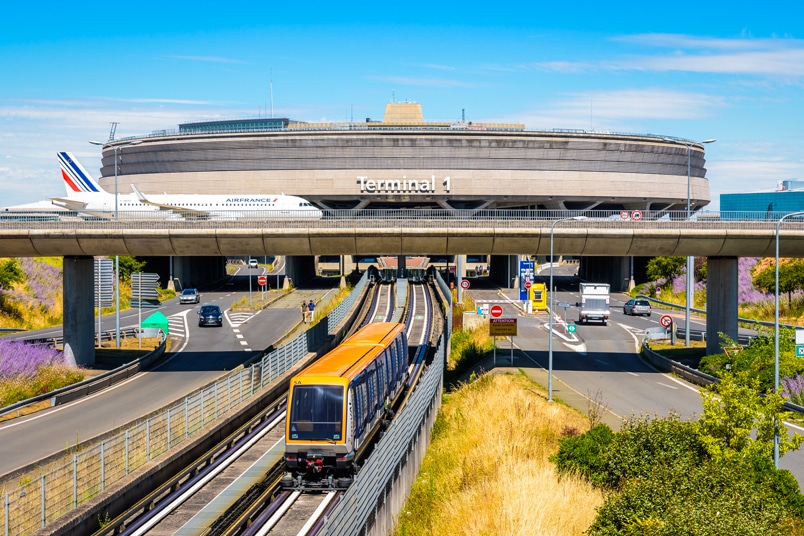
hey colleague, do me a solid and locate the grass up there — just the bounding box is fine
[395,372,603,535]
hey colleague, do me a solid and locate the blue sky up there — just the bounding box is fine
[1,1,803,210]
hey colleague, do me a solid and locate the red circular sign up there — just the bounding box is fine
[257,275,267,286]
[490,305,503,318]
[460,279,470,289]
[525,281,532,289]
[620,210,630,220]
[632,210,643,221]
[660,314,672,328]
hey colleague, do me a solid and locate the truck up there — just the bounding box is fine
[578,283,610,325]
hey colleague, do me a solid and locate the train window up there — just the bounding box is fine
[356,380,367,433]
[288,385,344,441]
[389,343,398,379]
[367,368,377,412]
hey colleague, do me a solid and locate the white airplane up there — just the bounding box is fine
[2,152,322,220]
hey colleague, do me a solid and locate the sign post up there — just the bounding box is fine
[489,318,517,365]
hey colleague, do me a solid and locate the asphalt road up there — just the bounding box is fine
[466,271,804,487]
[0,268,339,477]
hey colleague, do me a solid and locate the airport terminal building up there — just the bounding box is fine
[97,102,712,213]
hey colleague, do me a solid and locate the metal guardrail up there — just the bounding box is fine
[0,336,164,421]
[321,268,450,535]
[0,272,369,536]
[3,209,804,230]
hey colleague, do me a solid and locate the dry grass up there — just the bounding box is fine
[396,372,604,536]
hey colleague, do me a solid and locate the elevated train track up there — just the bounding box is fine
[93,273,439,536]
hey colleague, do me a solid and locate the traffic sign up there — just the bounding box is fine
[490,305,503,318]
[567,323,577,333]
[257,275,267,286]
[797,345,804,357]
[460,279,470,289]
[557,301,571,308]
[524,280,532,289]
[724,346,743,358]
[631,210,643,221]
[620,210,630,220]
[659,314,673,328]
[489,317,517,336]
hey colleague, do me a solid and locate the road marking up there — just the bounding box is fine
[656,382,678,390]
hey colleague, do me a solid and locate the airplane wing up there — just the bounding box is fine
[50,197,89,210]
[131,185,212,219]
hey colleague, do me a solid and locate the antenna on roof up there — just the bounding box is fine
[108,122,119,142]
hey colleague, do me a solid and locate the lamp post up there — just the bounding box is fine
[774,211,804,468]
[548,216,585,402]
[89,139,142,348]
[665,138,716,347]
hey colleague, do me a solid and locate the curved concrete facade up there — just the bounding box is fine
[96,104,712,212]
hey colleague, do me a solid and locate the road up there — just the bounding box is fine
[466,269,804,487]
[0,267,339,477]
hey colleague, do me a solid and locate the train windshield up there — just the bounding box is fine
[288,385,344,441]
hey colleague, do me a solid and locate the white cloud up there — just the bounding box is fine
[495,88,728,131]
[535,34,804,77]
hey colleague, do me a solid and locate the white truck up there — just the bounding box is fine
[578,283,610,325]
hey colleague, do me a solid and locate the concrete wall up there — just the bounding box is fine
[63,256,95,367]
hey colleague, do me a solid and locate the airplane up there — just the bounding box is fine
[2,152,323,220]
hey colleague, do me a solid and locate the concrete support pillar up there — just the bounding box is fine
[578,256,631,291]
[285,256,316,288]
[397,255,406,279]
[706,256,739,356]
[63,256,95,367]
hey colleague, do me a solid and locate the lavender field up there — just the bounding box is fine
[0,339,84,407]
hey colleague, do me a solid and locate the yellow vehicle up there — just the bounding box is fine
[283,322,408,488]
[529,282,548,310]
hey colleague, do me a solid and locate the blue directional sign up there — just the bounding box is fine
[519,260,534,301]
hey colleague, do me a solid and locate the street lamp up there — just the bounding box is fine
[548,216,585,402]
[89,139,142,349]
[665,138,716,347]
[774,211,804,468]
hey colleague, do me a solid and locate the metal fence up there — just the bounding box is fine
[4,209,804,231]
[321,269,450,536]
[0,272,367,536]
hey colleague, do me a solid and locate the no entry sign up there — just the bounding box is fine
[257,275,267,286]
[490,305,503,318]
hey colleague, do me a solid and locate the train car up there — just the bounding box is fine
[283,322,408,488]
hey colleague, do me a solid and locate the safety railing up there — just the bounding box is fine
[321,269,450,535]
[3,209,804,231]
[0,272,367,536]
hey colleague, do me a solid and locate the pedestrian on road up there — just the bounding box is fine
[308,300,315,322]
[301,301,308,323]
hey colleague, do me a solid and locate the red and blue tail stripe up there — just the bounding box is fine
[57,151,100,193]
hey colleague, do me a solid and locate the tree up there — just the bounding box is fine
[645,256,686,287]
[753,259,804,306]
[0,259,24,290]
[697,371,803,462]
[116,256,146,281]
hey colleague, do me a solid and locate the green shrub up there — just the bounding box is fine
[551,423,614,487]
[602,413,708,490]
[588,458,804,535]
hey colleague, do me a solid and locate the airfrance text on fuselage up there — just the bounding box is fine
[357,176,451,194]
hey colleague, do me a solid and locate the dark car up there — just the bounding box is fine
[179,288,200,304]
[623,298,651,316]
[198,304,223,327]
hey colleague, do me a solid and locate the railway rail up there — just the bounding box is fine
[92,276,438,536]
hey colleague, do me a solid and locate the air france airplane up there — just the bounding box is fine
[2,152,322,220]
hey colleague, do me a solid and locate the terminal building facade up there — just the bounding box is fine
[94,102,715,289]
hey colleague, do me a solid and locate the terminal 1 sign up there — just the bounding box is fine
[357,175,451,194]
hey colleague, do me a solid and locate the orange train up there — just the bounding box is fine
[283,322,409,487]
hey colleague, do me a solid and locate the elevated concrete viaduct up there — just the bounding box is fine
[4,218,802,363]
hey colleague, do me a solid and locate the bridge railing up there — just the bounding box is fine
[3,209,804,230]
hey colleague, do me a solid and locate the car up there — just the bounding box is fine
[248,259,259,269]
[179,288,200,304]
[198,304,223,327]
[623,298,651,316]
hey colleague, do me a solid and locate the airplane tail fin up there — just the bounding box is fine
[57,152,102,196]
